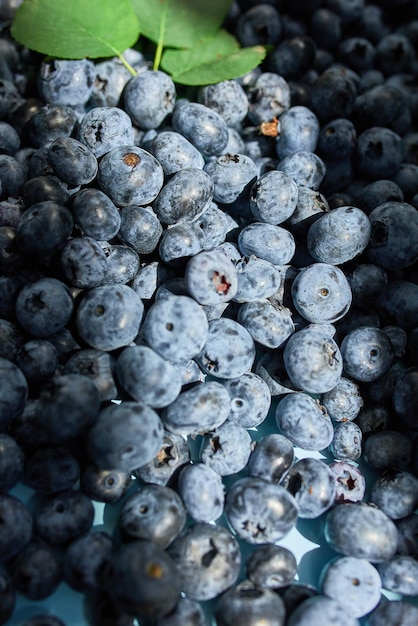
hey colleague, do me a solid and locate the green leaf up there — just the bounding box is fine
[131,0,232,48]
[11,0,140,60]
[161,31,266,86]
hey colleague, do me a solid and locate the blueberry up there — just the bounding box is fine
[15,276,74,338]
[178,463,224,523]
[117,205,163,255]
[134,429,190,487]
[283,457,337,518]
[38,59,95,106]
[0,357,28,431]
[63,348,118,402]
[200,420,253,476]
[123,70,176,130]
[247,544,297,590]
[278,150,326,189]
[23,445,80,495]
[26,104,78,149]
[75,283,144,351]
[80,465,132,504]
[369,469,418,520]
[283,324,343,394]
[72,188,121,241]
[340,326,394,383]
[172,101,229,156]
[328,461,366,504]
[367,201,418,269]
[368,598,418,626]
[101,242,140,284]
[59,236,108,289]
[0,493,32,561]
[225,476,299,544]
[307,206,371,265]
[77,106,134,158]
[355,126,404,181]
[329,421,362,462]
[142,294,208,362]
[276,392,334,451]
[238,222,296,265]
[204,153,258,204]
[15,200,74,254]
[47,137,98,187]
[168,523,241,601]
[63,530,114,592]
[214,579,287,626]
[9,541,62,600]
[86,400,164,472]
[198,80,249,127]
[248,433,294,483]
[119,484,186,548]
[149,130,205,176]
[185,248,238,305]
[162,381,230,437]
[104,539,181,618]
[196,317,256,379]
[34,489,94,545]
[97,145,164,207]
[154,596,208,626]
[363,429,413,471]
[320,556,381,618]
[320,377,363,423]
[291,262,352,324]
[247,72,291,125]
[250,169,298,224]
[324,502,399,562]
[276,105,320,159]
[222,372,271,429]
[234,256,282,303]
[158,221,205,264]
[116,344,182,409]
[268,35,316,81]
[0,432,24,492]
[154,168,214,225]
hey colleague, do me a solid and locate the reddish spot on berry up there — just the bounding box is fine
[212,271,230,295]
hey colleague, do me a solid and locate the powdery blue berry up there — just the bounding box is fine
[204,153,258,204]
[222,372,271,429]
[196,317,256,379]
[142,294,208,362]
[178,463,224,523]
[162,381,230,437]
[225,477,299,544]
[324,502,399,562]
[86,400,164,473]
[75,283,144,351]
[291,263,352,324]
[168,523,241,601]
[238,299,295,349]
[282,457,337,519]
[275,392,334,451]
[250,169,298,225]
[320,557,382,619]
[200,420,253,476]
[283,324,343,394]
[185,248,238,305]
[340,326,394,382]
[238,222,296,266]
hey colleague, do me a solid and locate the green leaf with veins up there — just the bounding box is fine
[130,0,233,48]
[161,30,267,85]
[11,0,140,62]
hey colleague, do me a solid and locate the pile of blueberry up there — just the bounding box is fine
[1,0,418,625]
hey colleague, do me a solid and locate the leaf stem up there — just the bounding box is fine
[153,0,168,71]
[118,52,137,76]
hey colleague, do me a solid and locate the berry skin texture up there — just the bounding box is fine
[340,326,394,383]
[123,70,176,130]
[185,248,238,305]
[283,324,343,394]
[324,502,399,562]
[97,145,164,207]
[75,283,144,352]
[86,400,164,472]
[104,540,181,618]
